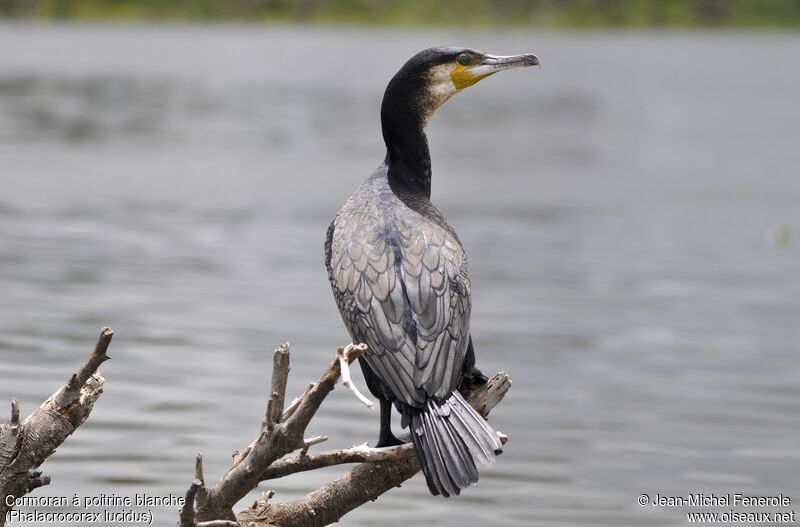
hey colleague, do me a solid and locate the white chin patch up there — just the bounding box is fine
[428,64,458,104]
[422,63,458,127]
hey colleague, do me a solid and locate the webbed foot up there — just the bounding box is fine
[470,367,489,384]
[376,433,405,448]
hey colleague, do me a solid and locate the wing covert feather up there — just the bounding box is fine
[326,183,471,408]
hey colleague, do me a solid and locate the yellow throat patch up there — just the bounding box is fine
[450,63,495,90]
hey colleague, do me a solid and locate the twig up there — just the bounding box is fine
[261,443,415,481]
[300,435,328,456]
[281,384,313,422]
[9,399,19,434]
[269,343,290,423]
[337,344,373,409]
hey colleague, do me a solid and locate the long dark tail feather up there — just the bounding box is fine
[409,390,502,497]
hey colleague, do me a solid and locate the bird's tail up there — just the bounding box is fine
[409,390,502,497]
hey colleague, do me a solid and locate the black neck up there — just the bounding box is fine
[381,80,432,198]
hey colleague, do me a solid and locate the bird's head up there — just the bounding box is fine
[382,47,540,131]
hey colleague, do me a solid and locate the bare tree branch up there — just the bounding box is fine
[262,343,290,433]
[0,327,113,526]
[180,339,511,527]
[337,345,374,408]
[183,342,370,524]
[241,373,511,527]
[242,454,422,527]
[261,443,415,481]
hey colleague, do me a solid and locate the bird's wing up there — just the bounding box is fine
[326,198,471,408]
[396,210,472,400]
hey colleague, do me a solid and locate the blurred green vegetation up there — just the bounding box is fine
[1,0,800,27]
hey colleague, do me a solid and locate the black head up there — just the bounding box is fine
[381,47,539,197]
[381,47,540,133]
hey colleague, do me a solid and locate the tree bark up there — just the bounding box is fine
[0,327,113,526]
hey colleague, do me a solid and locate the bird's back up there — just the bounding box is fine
[325,166,472,410]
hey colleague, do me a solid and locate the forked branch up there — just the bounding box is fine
[179,341,511,527]
[181,343,371,524]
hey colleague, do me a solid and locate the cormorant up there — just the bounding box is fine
[325,47,539,497]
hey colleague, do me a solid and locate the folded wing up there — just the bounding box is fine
[326,198,471,409]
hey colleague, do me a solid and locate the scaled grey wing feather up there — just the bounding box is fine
[326,181,471,408]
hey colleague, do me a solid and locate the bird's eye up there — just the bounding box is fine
[456,53,470,66]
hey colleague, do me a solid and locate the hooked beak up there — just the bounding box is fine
[451,52,540,90]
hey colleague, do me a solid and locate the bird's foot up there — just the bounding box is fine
[468,367,489,384]
[375,433,405,448]
[459,367,489,393]
[474,369,489,384]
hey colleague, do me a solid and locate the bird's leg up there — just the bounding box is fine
[464,336,488,383]
[460,336,488,390]
[357,358,404,446]
[376,398,403,447]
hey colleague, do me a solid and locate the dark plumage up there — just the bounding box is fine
[325,47,538,497]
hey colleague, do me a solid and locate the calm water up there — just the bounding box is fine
[1,23,799,526]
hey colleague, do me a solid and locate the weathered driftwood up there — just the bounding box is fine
[0,327,113,526]
[179,342,511,527]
